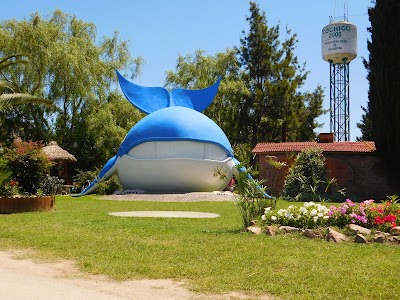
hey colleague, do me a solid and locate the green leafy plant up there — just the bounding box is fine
[73,169,98,193]
[214,164,275,227]
[73,169,122,195]
[234,165,275,227]
[96,174,122,195]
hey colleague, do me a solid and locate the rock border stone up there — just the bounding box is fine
[246,223,400,245]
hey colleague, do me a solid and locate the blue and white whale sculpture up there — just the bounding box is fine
[76,71,271,197]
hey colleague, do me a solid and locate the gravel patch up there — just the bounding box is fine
[100,191,235,202]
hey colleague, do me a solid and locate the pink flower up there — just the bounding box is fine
[355,215,368,224]
[361,199,375,207]
[339,204,348,215]
[346,199,356,207]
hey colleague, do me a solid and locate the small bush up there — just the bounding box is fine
[3,139,52,195]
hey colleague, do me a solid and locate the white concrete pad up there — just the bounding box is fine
[109,211,220,218]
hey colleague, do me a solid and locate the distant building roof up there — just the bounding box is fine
[252,141,376,154]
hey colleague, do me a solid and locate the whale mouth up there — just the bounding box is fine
[126,141,230,161]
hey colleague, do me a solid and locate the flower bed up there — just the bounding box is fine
[261,198,400,233]
[0,195,55,214]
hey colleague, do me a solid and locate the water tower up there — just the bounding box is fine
[322,19,357,141]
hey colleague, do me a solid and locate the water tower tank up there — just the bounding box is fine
[322,20,357,64]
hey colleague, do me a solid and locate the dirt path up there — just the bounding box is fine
[0,250,277,300]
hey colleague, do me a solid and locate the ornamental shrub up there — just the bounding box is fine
[0,156,16,196]
[283,148,328,201]
[3,139,52,195]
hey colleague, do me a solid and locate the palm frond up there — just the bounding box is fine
[0,53,29,72]
[0,93,53,111]
[0,79,20,92]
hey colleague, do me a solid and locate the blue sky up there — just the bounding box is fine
[1,0,373,140]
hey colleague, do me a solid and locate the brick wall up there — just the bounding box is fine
[257,152,395,201]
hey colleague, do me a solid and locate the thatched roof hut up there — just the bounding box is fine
[42,141,77,163]
[43,141,77,185]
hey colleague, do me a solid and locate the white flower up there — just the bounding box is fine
[317,212,324,217]
[304,201,315,208]
[323,216,329,220]
[264,207,272,213]
[271,216,277,221]
[261,215,266,220]
[317,204,329,213]
[277,209,286,216]
[299,207,307,214]
[285,212,293,219]
[310,209,318,216]
[313,216,319,222]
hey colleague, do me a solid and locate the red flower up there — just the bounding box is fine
[383,214,397,223]
[374,217,384,225]
[10,180,16,186]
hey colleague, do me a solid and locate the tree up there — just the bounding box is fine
[86,92,144,166]
[356,106,374,141]
[0,10,142,170]
[165,2,325,167]
[237,2,325,165]
[362,0,400,189]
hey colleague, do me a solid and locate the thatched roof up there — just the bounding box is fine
[42,141,77,163]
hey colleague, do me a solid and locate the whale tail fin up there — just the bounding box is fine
[116,70,221,114]
[72,156,118,197]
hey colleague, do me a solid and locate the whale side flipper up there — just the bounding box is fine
[73,156,118,197]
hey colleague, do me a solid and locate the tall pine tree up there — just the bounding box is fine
[237,1,324,166]
[363,0,400,189]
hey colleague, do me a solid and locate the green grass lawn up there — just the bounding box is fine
[0,196,399,300]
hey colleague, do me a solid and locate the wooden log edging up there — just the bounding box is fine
[0,195,55,214]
